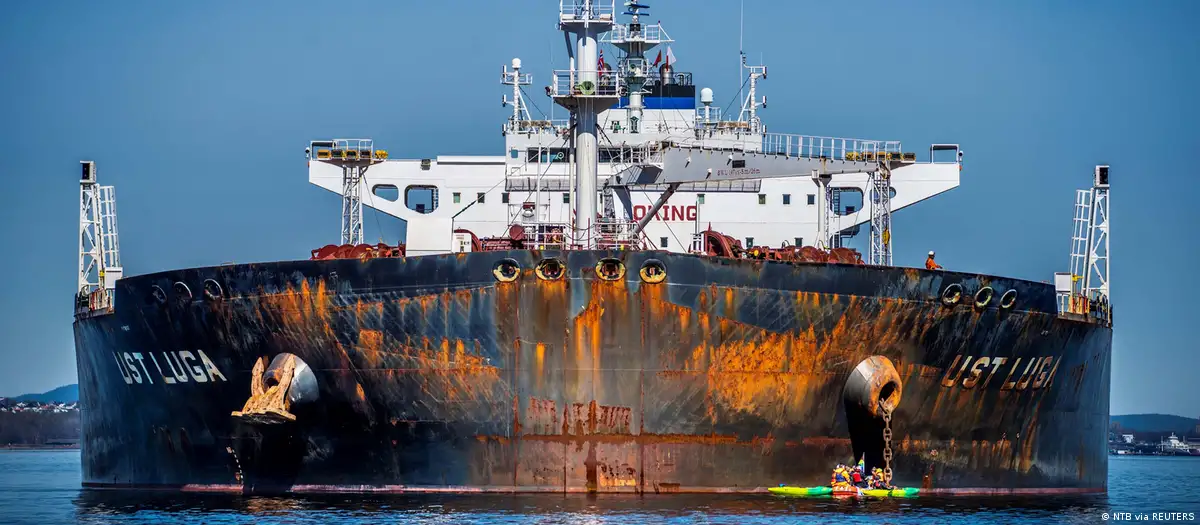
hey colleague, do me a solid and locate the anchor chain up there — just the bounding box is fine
[882,406,894,486]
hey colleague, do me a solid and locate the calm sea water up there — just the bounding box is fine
[2,450,1199,524]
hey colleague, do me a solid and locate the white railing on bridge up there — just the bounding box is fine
[605,23,671,44]
[504,119,570,134]
[559,0,615,22]
[614,142,663,165]
[552,70,624,98]
[761,134,901,161]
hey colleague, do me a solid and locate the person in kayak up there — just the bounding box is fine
[851,465,864,487]
[830,464,852,489]
[870,467,892,489]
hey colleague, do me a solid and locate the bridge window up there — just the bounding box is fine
[453,192,461,204]
[807,194,815,205]
[372,184,399,202]
[599,148,627,163]
[757,194,766,205]
[502,192,510,204]
[563,192,570,204]
[530,148,570,163]
[660,237,668,248]
[476,192,486,204]
[835,188,864,216]
[403,185,438,214]
[869,186,898,202]
[697,193,705,204]
[782,194,791,205]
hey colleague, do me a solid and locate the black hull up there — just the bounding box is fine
[72,250,1111,493]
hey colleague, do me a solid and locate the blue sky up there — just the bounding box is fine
[1,0,1197,416]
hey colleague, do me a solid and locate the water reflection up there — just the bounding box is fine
[72,490,1112,524]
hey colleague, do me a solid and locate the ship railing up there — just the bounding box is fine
[691,106,725,129]
[1058,291,1114,326]
[517,220,648,251]
[593,220,649,250]
[74,288,113,316]
[504,118,571,135]
[761,133,902,161]
[614,142,664,165]
[616,58,648,80]
[559,0,615,23]
[604,23,672,44]
[309,138,385,162]
[551,70,624,98]
[518,222,572,251]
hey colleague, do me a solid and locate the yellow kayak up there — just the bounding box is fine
[861,487,919,498]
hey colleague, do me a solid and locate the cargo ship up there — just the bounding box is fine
[72,1,1114,494]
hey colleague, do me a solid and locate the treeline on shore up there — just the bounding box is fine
[0,411,80,445]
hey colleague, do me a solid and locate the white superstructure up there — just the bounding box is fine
[307,1,962,257]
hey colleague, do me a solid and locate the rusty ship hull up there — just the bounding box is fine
[72,249,1111,494]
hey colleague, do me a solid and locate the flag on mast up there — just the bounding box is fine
[652,50,662,67]
[665,46,677,67]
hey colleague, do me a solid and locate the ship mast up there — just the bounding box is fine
[737,54,767,132]
[1069,165,1111,303]
[552,0,619,248]
[501,58,532,130]
[77,160,123,313]
[1058,164,1112,322]
[607,1,670,135]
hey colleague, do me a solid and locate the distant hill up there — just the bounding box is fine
[10,384,79,404]
[1111,414,1200,435]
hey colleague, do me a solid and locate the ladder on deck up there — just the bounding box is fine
[868,162,893,266]
[341,165,364,246]
[1068,189,1092,294]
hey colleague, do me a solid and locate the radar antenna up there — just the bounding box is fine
[501,58,533,130]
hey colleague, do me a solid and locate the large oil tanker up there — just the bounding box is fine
[72,1,1113,494]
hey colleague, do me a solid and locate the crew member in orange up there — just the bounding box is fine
[925,250,943,270]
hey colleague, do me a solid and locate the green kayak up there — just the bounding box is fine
[768,486,833,496]
[769,485,919,498]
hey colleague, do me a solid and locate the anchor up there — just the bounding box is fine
[232,353,318,424]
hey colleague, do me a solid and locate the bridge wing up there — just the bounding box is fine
[612,145,879,187]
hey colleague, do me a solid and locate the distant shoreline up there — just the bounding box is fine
[1,444,79,450]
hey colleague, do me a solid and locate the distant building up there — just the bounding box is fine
[1122,434,1135,444]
